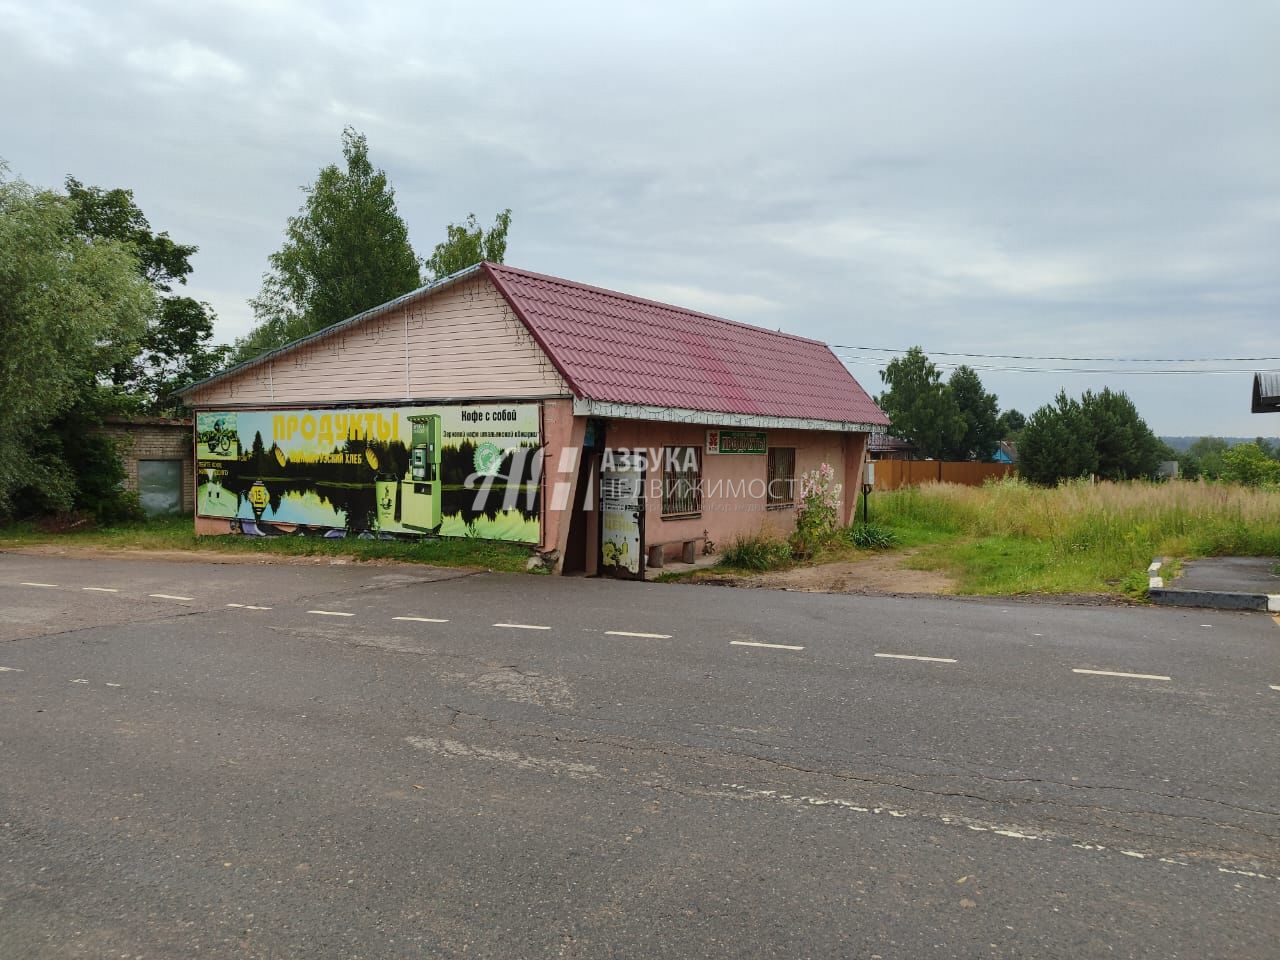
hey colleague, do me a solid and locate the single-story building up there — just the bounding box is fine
[177,263,888,577]
[867,433,915,461]
[97,415,195,516]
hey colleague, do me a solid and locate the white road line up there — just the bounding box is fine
[730,640,804,651]
[105,682,121,687]
[226,603,245,607]
[0,666,23,673]
[82,587,118,593]
[307,610,354,617]
[605,630,672,639]
[1269,685,1280,692]
[245,605,271,610]
[20,582,57,587]
[875,653,957,663]
[494,622,551,630]
[71,678,88,683]
[150,593,193,601]
[1072,668,1171,682]
[392,616,450,623]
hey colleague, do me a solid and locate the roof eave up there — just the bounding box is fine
[1253,373,1280,413]
[572,398,888,433]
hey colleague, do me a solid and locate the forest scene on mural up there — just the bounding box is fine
[195,404,541,542]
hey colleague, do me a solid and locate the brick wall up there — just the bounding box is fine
[98,418,194,514]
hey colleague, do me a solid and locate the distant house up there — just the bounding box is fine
[1253,373,1280,413]
[867,433,916,460]
[992,441,1018,464]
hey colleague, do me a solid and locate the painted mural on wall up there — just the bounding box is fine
[196,404,541,542]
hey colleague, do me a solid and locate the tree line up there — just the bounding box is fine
[0,130,511,520]
[873,347,1237,486]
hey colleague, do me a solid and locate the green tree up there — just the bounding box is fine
[0,172,154,515]
[996,408,1026,440]
[1080,387,1161,481]
[945,365,1001,460]
[1221,443,1280,486]
[235,127,421,362]
[877,347,965,459]
[64,178,228,414]
[423,209,512,281]
[1184,436,1230,479]
[1020,388,1162,485]
[1019,392,1097,485]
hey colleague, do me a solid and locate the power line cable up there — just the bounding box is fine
[834,354,1278,376]
[830,345,1280,363]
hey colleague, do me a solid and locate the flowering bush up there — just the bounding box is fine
[791,462,843,557]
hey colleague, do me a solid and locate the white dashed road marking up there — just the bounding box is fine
[20,582,56,587]
[393,616,450,623]
[150,593,193,601]
[0,666,23,673]
[494,623,551,630]
[307,610,354,617]
[71,678,88,683]
[875,653,957,663]
[1073,668,1171,682]
[1270,685,1280,692]
[605,630,672,639]
[730,640,804,651]
[82,587,118,593]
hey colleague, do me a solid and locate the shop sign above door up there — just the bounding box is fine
[705,429,767,455]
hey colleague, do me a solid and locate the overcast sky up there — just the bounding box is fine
[3,0,1277,435]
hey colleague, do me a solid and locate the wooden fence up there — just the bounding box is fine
[871,460,1016,491]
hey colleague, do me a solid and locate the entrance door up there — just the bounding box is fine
[599,454,644,580]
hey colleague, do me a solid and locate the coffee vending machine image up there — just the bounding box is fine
[398,413,442,533]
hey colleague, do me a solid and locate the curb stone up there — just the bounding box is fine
[1146,557,1280,613]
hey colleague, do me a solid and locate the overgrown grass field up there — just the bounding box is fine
[0,515,535,573]
[875,478,1280,595]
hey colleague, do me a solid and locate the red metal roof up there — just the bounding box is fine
[484,263,888,427]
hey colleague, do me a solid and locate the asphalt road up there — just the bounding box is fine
[1,552,1277,959]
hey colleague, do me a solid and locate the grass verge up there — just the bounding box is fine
[0,516,536,574]
[874,478,1280,596]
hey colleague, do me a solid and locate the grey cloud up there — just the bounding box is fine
[1,0,1276,433]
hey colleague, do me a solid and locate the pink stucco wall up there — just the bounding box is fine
[602,419,868,561]
[540,398,580,554]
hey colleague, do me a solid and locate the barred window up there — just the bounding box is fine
[661,446,702,516]
[767,447,796,507]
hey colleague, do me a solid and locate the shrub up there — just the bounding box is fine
[847,522,899,549]
[791,462,842,558]
[1220,443,1280,487]
[720,533,793,571]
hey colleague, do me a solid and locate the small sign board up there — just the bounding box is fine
[600,457,645,579]
[706,429,767,455]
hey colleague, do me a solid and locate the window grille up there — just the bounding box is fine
[661,446,702,516]
[767,447,796,507]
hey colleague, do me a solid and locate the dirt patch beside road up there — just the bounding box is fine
[686,549,956,595]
